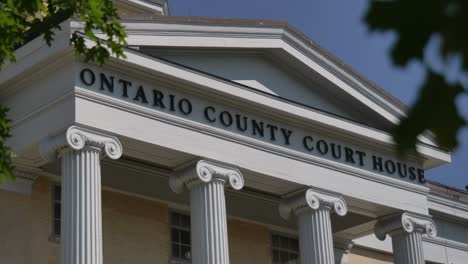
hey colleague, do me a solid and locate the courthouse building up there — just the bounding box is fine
[1,0,468,263]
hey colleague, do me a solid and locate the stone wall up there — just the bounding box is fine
[0,176,399,264]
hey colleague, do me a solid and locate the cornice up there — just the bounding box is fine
[374,212,437,240]
[169,159,244,193]
[40,125,123,162]
[279,187,347,220]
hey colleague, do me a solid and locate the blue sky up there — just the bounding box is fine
[169,0,468,189]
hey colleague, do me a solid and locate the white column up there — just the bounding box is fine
[41,126,123,264]
[170,160,244,264]
[374,212,437,264]
[279,188,348,264]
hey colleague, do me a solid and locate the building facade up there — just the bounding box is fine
[1,1,468,263]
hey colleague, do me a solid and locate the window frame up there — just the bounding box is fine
[51,183,61,242]
[169,210,192,263]
[271,233,300,264]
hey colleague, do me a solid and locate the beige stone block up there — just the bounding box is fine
[102,190,170,263]
[228,218,272,264]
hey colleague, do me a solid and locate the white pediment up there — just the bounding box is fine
[115,17,439,147]
[141,49,395,132]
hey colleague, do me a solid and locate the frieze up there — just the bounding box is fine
[77,67,425,183]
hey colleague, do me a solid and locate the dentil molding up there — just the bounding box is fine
[279,187,348,220]
[169,159,244,193]
[40,125,123,162]
[374,212,437,240]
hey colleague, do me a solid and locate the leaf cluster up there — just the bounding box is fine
[0,0,128,183]
[365,0,467,153]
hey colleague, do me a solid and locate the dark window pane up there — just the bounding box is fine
[280,251,288,262]
[171,213,180,226]
[181,214,190,228]
[273,250,280,261]
[291,238,299,251]
[172,243,180,258]
[54,186,61,200]
[54,219,61,236]
[272,235,280,247]
[180,230,190,245]
[54,203,61,218]
[171,229,180,243]
[280,236,289,249]
[181,245,191,260]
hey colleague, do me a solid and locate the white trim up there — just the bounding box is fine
[423,236,468,252]
[428,193,468,221]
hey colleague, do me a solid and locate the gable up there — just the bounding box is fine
[141,48,394,132]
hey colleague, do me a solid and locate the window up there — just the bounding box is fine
[170,211,191,262]
[272,234,300,264]
[52,184,61,240]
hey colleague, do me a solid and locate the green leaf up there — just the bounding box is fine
[394,70,466,153]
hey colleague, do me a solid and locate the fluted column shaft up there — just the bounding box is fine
[298,208,335,264]
[391,231,424,264]
[61,147,103,264]
[40,126,123,264]
[170,160,244,264]
[190,179,229,264]
[374,212,437,264]
[279,188,348,264]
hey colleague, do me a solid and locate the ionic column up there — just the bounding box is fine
[170,160,244,264]
[374,212,437,264]
[41,126,123,264]
[279,188,348,264]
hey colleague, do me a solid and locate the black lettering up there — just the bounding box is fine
[280,128,293,145]
[235,114,248,131]
[303,136,314,151]
[397,163,408,178]
[80,68,95,86]
[266,124,278,141]
[356,151,366,166]
[169,94,176,111]
[344,147,355,164]
[133,86,148,104]
[220,111,233,127]
[152,90,166,109]
[100,73,114,92]
[330,143,342,159]
[178,99,192,115]
[252,120,264,137]
[316,140,329,155]
[409,167,417,180]
[118,79,131,97]
[372,156,383,172]
[417,169,425,183]
[204,106,216,122]
[385,160,396,174]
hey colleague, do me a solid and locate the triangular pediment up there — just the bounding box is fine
[114,16,440,147]
[140,47,395,132]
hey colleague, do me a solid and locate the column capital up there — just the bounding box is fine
[40,125,123,162]
[169,159,244,193]
[374,212,437,240]
[279,187,347,220]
